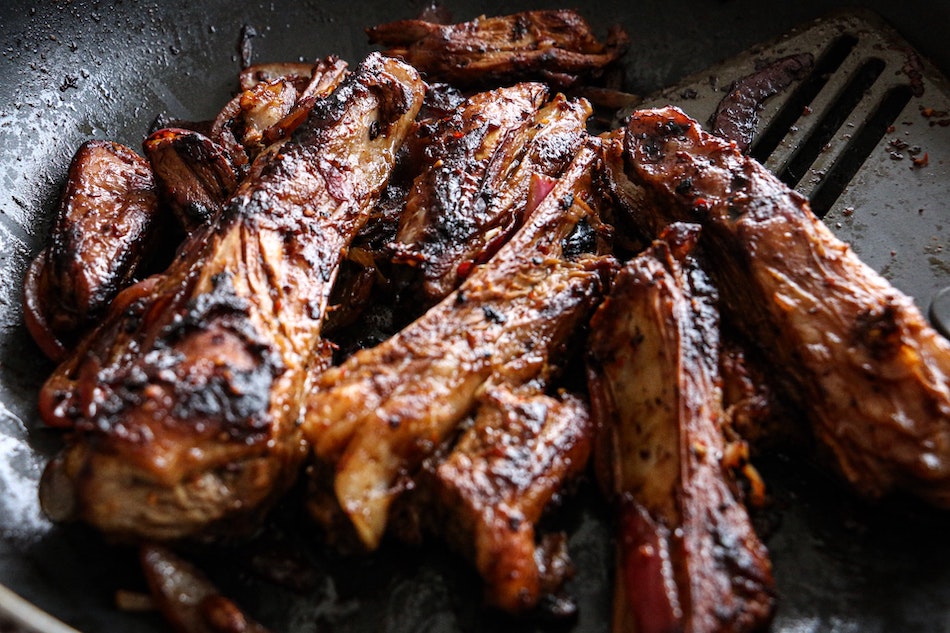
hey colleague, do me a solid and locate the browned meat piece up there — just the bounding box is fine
[429,385,593,613]
[36,54,426,542]
[141,544,273,633]
[22,140,159,362]
[211,56,349,171]
[416,82,466,124]
[393,86,594,303]
[367,10,629,89]
[226,78,298,152]
[239,62,316,92]
[144,128,239,232]
[260,56,350,146]
[587,222,775,633]
[391,82,549,300]
[395,163,609,611]
[710,53,813,152]
[610,106,950,507]
[304,142,608,552]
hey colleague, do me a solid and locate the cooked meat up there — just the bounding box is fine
[609,106,950,507]
[239,61,317,92]
[36,54,426,541]
[144,128,239,232]
[140,544,273,633]
[710,53,813,152]
[428,385,593,613]
[391,82,548,299]
[416,82,466,124]
[719,332,806,452]
[211,56,349,171]
[392,86,594,303]
[398,160,609,611]
[367,10,629,89]
[260,56,350,146]
[587,222,775,633]
[221,77,298,156]
[22,140,160,361]
[304,142,608,551]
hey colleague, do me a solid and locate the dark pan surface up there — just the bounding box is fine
[2,1,950,632]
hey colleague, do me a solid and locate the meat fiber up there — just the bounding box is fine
[391,82,549,301]
[392,85,593,303]
[427,384,593,613]
[607,106,950,507]
[587,222,774,633]
[36,54,426,542]
[367,10,628,89]
[304,142,609,553]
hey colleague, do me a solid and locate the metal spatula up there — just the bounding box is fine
[621,10,950,334]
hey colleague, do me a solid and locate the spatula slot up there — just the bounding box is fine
[776,57,886,188]
[749,34,858,164]
[809,84,914,217]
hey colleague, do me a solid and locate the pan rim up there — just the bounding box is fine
[0,583,81,633]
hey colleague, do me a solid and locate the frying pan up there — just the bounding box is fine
[2,1,950,631]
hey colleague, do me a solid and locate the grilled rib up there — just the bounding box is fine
[404,165,609,611]
[367,10,629,89]
[23,140,160,361]
[428,384,593,614]
[392,87,593,304]
[587,222,774,633]
[391,82,548,299]
[609,106,950,507]
[304,142,607,551]
[36,54,425,541]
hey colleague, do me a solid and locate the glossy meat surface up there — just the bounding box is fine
[612,106,950,507]
[36,54,425,541]
[211,56,349,172]
[587,223,774,633]
[23,140,160,361]
[239,62,316,92]
[392,82,548,299]
[144,128,239,231]
[304,143,607,551]
[140,545,273,633]
[431,384,593,613]
[393,87,593,303]
[367,10,628,89]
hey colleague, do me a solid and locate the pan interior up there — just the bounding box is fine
[2,3,950,633]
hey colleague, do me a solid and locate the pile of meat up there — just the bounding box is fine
[22,9,950,633]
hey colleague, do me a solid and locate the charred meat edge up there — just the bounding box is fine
[394,86,594,304]
[367,9,629,89]
[428,383,594,614]
[23,140,160,362]
[391,81,549,300]
[588,222,774,633]
[304,142,606,552]
[609,106,950,507]
[211,56,349,173]
[37,53,425,542]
